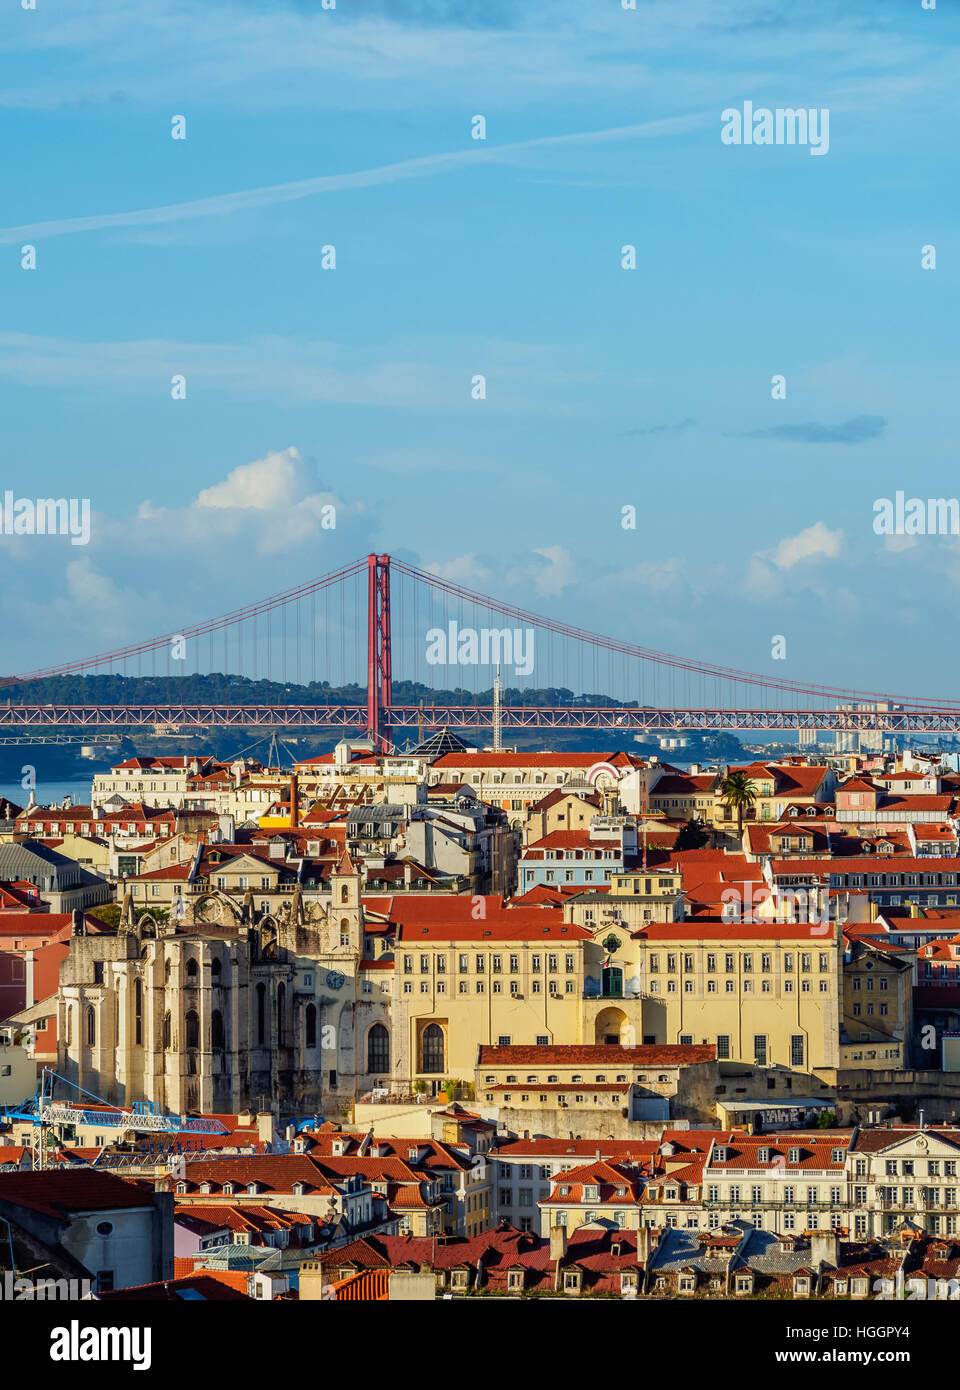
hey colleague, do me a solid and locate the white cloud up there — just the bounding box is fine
[424,553,493,584]
[770,521,843,570]
[136,446,349,557]
[195,447,308,512]
[530,546,573,597]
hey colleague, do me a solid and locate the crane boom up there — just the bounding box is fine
[1,1069,230,1167]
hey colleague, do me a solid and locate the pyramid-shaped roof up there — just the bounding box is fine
[412,728,473,757]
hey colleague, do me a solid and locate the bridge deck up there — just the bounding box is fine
[0,705,957,732]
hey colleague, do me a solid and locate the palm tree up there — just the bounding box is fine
[720,771,757,838]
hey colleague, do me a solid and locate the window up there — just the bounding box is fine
[754,1035,767,1067]
[185,1010,200,1050]
[790,1035,804,1068]
[85,1006,96,1047]
[421,1023,444,1074]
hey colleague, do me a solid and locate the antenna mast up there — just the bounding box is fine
[493,663,502,753]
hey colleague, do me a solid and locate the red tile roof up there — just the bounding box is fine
[478,1044,715,1066]
[362,895,590,942]
[0,1169,154,1219]
[99,1274,252,1301]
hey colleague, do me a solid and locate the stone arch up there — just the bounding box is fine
[594,1006,632,1046]
[259,920,279,961]
[256,982,267,1045]
[193,892,243,926]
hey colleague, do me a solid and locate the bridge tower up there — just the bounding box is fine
[366,553,392,751]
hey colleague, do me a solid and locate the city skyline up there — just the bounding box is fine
[1,0,957,693]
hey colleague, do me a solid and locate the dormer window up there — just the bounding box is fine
[176,1181,188,1194]
[223,1183,236,1195]
[757,1147,769,1163]
[788,1148,801,1163]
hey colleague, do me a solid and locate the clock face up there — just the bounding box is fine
[326,971,345,990]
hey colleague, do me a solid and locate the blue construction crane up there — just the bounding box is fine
[2,1069,230,1169]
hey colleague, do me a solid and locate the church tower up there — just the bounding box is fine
[328,844,363,954]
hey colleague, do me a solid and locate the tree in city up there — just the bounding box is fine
[674,817,709,851]
[720,771,757,838]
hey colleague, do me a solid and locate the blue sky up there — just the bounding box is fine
[0,0,958,699]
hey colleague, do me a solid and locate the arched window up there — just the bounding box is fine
[421,1023,444,1074]
[211,1009,225,1050]
[134,979,142,1046]
[305,1003,317,1049]
[85,1006,96,1047]
[186,958,199,980]
[162,1011,171,1050]
[277,983,286,1046]
[368,1024,389,1075]
[340,918,350,947]
[340,884,349,904]
[256,983,266,1045]
[164,959,171,983]
[65,1006,72,1047]
[211,958,221,978]
[185,1010,199,1049]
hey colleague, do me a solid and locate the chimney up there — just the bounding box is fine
[549,1223,568,1263]
[809,1229,839,1271]
[638,1224,652,1265]
[257,1111,275,1144]
[289,774,299,829]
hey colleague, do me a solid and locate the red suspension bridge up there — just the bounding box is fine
[2,553,960,744]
